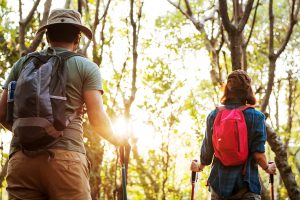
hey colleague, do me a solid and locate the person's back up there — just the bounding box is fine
[0,9,126,200]
[191,70,277,200]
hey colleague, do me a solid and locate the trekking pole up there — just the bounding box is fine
[268,161,274,200]
[191,160,199,200]
[120,146,128,200]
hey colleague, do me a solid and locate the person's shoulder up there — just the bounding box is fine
[207,108,219,120]
[244,107,265,119]
[69,55,98,68]
[12,54,31,70]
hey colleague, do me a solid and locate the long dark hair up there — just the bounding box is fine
[220,70,256,105]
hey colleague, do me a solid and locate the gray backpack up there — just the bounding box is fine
[12,51,81,151]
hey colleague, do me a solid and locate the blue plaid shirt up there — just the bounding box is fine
[200,102,266,198]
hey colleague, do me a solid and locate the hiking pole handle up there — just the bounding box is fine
[269,173,274,184]
[268,161,274,184]
[191,160,198,200]
[191,160,199,183]
[268,161,274,200]
[191,171,197,182]
[120,145,125,165]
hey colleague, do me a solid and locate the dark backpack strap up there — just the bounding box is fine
[23,52,42,65]
[57,51,83,61]
[216,106,226,111]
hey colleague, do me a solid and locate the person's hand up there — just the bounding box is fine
[119,139,131,165]
[114,135,129,146]
[265,162,277,175]
[190,160,205,172]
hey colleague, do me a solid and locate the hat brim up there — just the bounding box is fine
[36,23,93,40]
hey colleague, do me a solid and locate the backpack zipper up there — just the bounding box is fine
[235,120,240,152]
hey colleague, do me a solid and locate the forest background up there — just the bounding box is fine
[0,0,299,199]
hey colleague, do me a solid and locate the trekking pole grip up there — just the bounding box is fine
[120,145,125,165]
[268,161,274,183]
[268,161,274,200]
[191,160,198,183]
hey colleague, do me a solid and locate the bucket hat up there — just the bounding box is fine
[36,9,92,40]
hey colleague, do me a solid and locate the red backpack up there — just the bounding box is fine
[212,106,252,166]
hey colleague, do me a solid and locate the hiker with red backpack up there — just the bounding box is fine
[0,9,129,200]
[191,70,276,200]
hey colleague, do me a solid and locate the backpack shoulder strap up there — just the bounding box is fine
[57,51,84,61]
[216,106,226,111]
[23,52,41,64]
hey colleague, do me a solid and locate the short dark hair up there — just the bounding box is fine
[220,70,256,105]
[46,24,80,43]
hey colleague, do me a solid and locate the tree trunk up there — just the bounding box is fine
[229,31,242,70]
[260,59,276,113]
[219,0,254,71]
[266,125,300,200]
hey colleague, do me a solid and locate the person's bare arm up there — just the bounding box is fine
[84,90,122,146]
[254,152,277,174]
[0,89,12,131]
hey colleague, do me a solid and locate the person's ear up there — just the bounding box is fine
[73,34,81,51]
[75,34,81,45]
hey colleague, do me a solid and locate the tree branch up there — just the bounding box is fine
[97,0,112,65]
[268,0,275,58]
[275,0,298,57]
[19,0,22,21]
[78,0,82,15]
[184,0,193,16]
[127,0,141,108]
[27,0,52,54]
[237,0,254,32]
[19,0,41,55]
[219,0,234,33]
[244,0,260,47]
[64,0,71,9]
[167,0,201,28]
[20,0,41,26]
[82,0,101,55]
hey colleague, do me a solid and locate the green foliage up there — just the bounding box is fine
[1,0,300,199]
[0,1,19,84]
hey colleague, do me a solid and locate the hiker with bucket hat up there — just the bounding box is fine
[0,9,128,200]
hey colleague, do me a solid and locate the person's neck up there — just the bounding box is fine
[49,42,75,51]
